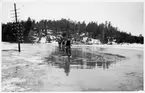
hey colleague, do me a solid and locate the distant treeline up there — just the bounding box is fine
[2,17,144,44]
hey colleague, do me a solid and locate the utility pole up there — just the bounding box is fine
[12,3,23,52]
[14,3,20,52]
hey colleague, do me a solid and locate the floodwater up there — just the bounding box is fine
[2,43,143,91]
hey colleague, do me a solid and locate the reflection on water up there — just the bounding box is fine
[43,47,125,76]
[64,57,70,76]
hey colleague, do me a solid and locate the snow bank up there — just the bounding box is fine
[80,33,85,36]
[39,37,46,43]
[50,35,56,39]
[2,42,18,50]
[88,39,101,44]
[105,43,144,51]
[82,37,88,42]
[72,43,143,51]
[38,34,56,44]
[82,37,101,44]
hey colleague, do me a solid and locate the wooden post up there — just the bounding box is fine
[14,3,21,52]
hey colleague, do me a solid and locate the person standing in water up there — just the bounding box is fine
[65,37,71,56]
[57,36,62,50]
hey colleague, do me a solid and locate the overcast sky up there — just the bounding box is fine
[2,0,144,36]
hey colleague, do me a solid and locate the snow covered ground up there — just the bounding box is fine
[23,35,144,51]
[1,42,144,91]
[73,43,143,52]
[2,41,143,51]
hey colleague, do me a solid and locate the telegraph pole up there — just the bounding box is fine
[13,3,21,52]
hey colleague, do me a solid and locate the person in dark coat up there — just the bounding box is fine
[65,37,71,56]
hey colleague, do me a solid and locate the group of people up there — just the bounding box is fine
[57,34,71,56]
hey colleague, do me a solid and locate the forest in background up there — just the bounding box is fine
[2,17,144,44]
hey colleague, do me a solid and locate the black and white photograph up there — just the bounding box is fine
[1,0,144,92]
